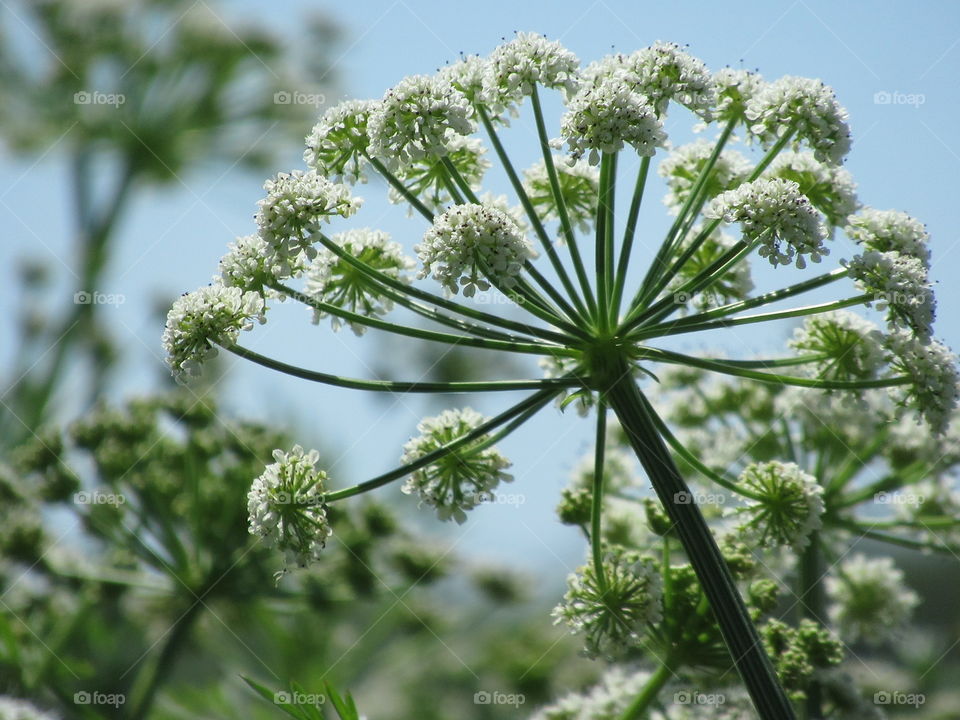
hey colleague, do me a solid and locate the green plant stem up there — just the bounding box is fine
[595,152,614,331]
[637,347,911,391]
[592,398,609,591]
[798,533,826,720]
[606,366,795,720]
[364,154,435,221]
[313,233,574,345]
[618,659,676,720]
[530,84,596,320]
[227,344,577,392]
[612,156,651,321]
[631,294,874,341]
[476,105,590,327]
[126,597,205,720]
[325,387,558,502]
[275,283,565,356]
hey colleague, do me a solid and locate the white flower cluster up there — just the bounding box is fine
[658,139,752,214]
[400,407,513,524]
[387,135,490,213]
[844,250,935,339]
[712,68,765,124]
[553,546,663,658]
[767,150,859,225]
[583,43,716,119]
[305,228,415,334]
[529,666,652,720]
[416,203,534,296]
[485,32,580,113]
[826,553,918,643]
[255,170,361,273]
[247,445,332,567]
[0,697,60,720]
[218,233,298,295]
[367,74,475,169]
[557,77,667,165]
[745,75,852,164]
[523,155,599,233]
[304,99,378,184]
[705,177,828,268]
[733,461,825,548]
[846,208,930,268]
[788,310,886,383]
[438,54,487,104]
[884,330,959,435]
[162,284,265,382]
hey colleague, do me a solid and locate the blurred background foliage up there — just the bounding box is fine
[0,1,587,717]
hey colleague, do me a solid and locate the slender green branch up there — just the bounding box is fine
[601,152,617,329]
[618,660,675,720]
[592,399,609,591]
[631,295,874,341]
[530,84,597,320]
[476,104,590,327]
[325,388,559,502]
[612,156,651,321]
[364,153,435,221]
[638,347,912,391]
[313,232,575,345]
[227,345,579,392]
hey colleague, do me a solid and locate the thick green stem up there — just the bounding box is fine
[606,360,795,720]
[592,399,609,591]
[798,533,826,720]
[618,659,675,720]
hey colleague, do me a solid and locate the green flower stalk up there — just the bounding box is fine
[163,32,959,720]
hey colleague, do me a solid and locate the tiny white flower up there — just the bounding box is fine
[557,76,667,165]
[303,99,379,184]
[304,228,415,334]
[846,208,930,269]
[400,407,512,524]
[416,203,534,296]
[844,250,935,339]
[484,32,580,114]
[705,177,828,268]
[248,445,332,568]
[766,150,859,225]
[826,553,918,643]
[745,75,852,164]
[162,284,265,382]
[217,233,298,295]
[712,67,766,124]
[732,461,825,549]
[884,330,959,435]
[367,74,475,169]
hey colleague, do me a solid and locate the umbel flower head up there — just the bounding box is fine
[706,177,828,268]
[255,169,362,272]
[553,545,663,658]
[247,445,332,568]
[826,553,919,643]
[788,311,886,383]
[304,99,378,184]
[416,203,534,296]
[485,31,580,113]
[400,407,512,524]
[305,228,415,334]
[844,249,935,339]
[846,208,930,268]
[732,461,825,549]
[523,155,599,233]
[162,284,265,382]
[217,233,298,295]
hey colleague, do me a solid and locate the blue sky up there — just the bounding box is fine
[2,0,959,588]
